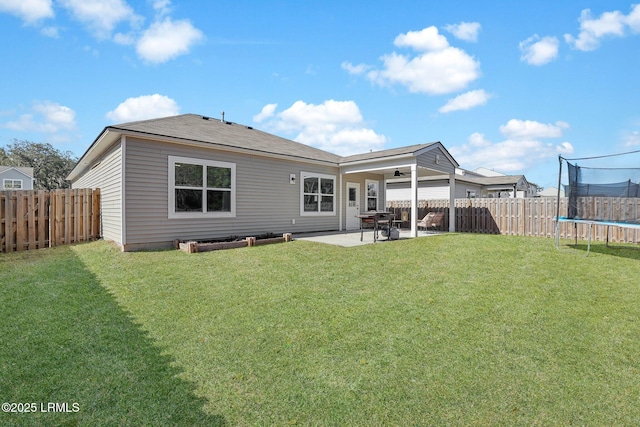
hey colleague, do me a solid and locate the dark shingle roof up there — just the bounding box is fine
[472,175,525,186]
[110,114,342,164]
[340,143,437,163]
[70,113,450,181]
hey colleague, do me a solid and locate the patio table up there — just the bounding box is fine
[356,211,396,242]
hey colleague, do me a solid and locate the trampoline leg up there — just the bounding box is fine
[587,223,592,256]
[606,225,610,247]
[555,221,560,249]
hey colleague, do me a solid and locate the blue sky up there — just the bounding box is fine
[1,0,639,188]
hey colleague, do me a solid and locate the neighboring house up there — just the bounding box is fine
[537,187,565,197]
[67,114,460,251]
[466,168,538,198]
[387,168,537,201]
[0,166,34,190]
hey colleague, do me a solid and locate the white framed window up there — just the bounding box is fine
[3,179,22,189]
[168,156,236,218]
[366,179,379,211]
[300,171,336,216]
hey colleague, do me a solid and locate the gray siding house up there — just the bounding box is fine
[0,166,34,190]
[68,114,459,251]
[387,171,536,201]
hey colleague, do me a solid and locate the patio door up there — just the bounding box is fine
[346,182,360,230]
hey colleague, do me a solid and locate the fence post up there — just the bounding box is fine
[92,188,100,241]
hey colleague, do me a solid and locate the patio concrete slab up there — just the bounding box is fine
[293,229,443,247]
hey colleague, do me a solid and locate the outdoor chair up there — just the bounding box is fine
[417,212,444,231]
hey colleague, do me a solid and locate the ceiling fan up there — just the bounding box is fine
[394,169,406,177]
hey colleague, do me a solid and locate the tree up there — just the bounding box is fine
[1,140,77,190]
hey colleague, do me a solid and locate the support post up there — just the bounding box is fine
[410,164,418,238]
[449,173,456,232]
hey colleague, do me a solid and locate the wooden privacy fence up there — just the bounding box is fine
[388,197,640,244]
[1,189,100,253]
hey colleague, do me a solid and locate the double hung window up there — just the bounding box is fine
[2,179,22,189]
[169,156,235,218]
[366,180,379,211]
[301,172,335,215]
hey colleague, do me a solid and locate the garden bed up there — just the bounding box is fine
[176,233,292,253]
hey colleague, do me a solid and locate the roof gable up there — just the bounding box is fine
[0,166,34,179]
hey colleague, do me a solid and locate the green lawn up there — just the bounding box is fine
[1,235,639,426]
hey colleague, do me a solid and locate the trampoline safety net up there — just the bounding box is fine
[562,156,640,223]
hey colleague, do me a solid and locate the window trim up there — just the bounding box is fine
[300,171,336,216]
[3,179,23,189]
[366,179,379,211]
[168,156,236,219]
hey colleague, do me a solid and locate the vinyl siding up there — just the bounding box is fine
[386,179,483,201]
[123,137,341,247]
[0,169,33,190]
[387,181,450,201]
[70,141,123,244]
[455,183,483,198]
[416,146,456,174]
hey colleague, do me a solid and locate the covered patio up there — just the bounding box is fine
[338,142,459,237]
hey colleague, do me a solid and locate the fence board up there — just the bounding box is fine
[388,197,640,244]
[6,192,14,252]
[27,192,35,250]
[1,189,101,253]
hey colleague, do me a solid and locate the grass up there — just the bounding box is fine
[1,234,639,426]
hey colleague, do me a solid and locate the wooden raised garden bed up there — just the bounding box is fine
[176,233,292,253]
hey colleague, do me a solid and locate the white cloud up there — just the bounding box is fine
[627,4,640,32]
[623,130,640,146]
[341,61,371,75]
[254,100,387,155]
[444,21,481,42]
[564,6,639,51]
[3,0,204,65]
[253,103,277,123]
[450,120,573,173]
[40,25,59,38]
[439,89,491,113]
[58,0,141,39]
[152,0,172,18]
[136,18,204,64]
[113,31,135,45]
[394,26,449,51]
[519,35,559,65]
[0,0,53,24]
[105,94,180,123]
[363,26,480,95]
[467,132,492,148]
[1,101,76,134]
[500,119,569,140]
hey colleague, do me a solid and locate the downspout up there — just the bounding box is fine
[120,135,127,249]
[339,171,343,231]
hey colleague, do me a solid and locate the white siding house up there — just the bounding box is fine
[0,166,34,190]
[68,114,459,251]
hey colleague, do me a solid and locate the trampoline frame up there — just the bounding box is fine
[554,216,640,255]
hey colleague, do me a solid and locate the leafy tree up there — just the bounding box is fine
[1,140,77,190]
[0,146,8,164]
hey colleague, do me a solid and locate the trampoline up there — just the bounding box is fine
[555,151,640,255]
